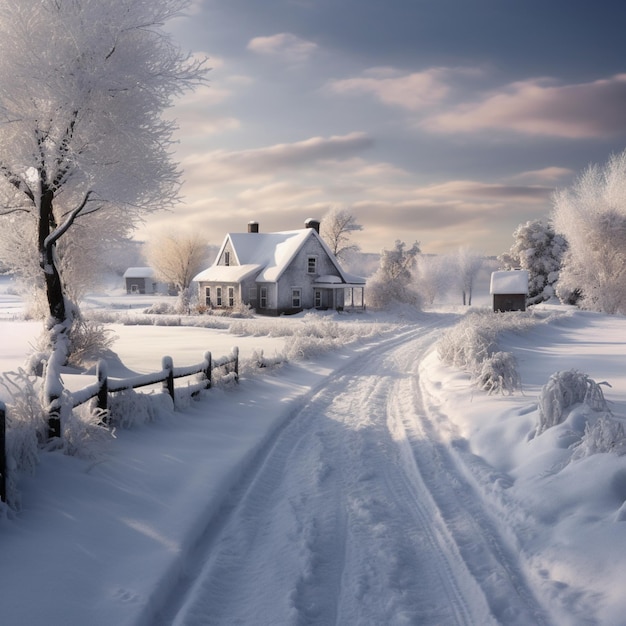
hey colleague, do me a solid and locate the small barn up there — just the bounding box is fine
[123,267,157,294]
[490,270,529,312]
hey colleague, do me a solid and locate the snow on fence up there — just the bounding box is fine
[0,349,239,504]
[70,347,239,418]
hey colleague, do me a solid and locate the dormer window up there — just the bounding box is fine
[224,251,230,266]
[307,256,317,274]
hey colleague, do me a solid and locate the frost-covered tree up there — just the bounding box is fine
[146,231,209,312]
[455,247,483,306]
[499,220,567,305]
[415,254,454,306]
[552,150,626,314]
[320,206,363,261]
[0,210,136,317]
[0,0,205,435]
[367,240,421,309]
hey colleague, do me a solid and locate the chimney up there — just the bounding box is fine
[248,221,259,233]
[304,218,320,234]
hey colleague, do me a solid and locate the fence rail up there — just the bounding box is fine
[1,348,239,503]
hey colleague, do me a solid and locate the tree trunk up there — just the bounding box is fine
[38,187,66,324]
[38,186,71,439]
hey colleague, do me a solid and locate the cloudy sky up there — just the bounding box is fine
[151,0,626,256]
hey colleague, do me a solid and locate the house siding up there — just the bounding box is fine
[275,237,342,312]
[219,240,237,266]
[194,227,364,316]
[493,293,526,312]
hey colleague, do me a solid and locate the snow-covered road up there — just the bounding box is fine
[151,322,548,626]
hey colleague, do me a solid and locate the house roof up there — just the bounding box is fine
[490,270,529,295]
[123,267,155,279]
[193,228,366,285]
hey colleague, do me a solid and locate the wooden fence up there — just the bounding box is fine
[1,348,239,503]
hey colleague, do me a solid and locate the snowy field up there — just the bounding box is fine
[1,276,626,625]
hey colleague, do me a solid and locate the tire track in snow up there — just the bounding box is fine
[151,315,543,625]
[386,338,552,625]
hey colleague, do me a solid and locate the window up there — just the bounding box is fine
[216,286,222,306]
[205,287,211,306]
[248,287,257,302]
[228,286,235,307]
[224,251,230,266]
[292,288,302,308]
[260,286,267,308]
[307,256,317,274]
[314,289,322,308]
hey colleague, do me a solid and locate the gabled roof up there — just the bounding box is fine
[490,270,529,295]
[193,228,366,285]
[123,267,155,279]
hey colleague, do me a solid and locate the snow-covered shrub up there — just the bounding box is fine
[246,349,287,371]
[438,311,538,394]
[0,369,47,508]
[107,388,173,429]
[59,395,113,459]
[536,369,610,435]
[66,318,117,368]
[24,316,117,372]
[476,351,521,395]
[571,414,626,460]
[143,302,177,315]
[228,301,255,318]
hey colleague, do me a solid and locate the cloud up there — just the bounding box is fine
[247,33,318,63]
[422,74,626,138]
[510,167,573,184]
[421,180,554,203]
[182,132,374,183]
[328,68,451,111]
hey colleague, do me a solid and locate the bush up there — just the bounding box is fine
[0,370,46,509]
[476,351,521,395]
[437,311,537,394]
[536,369,610,435]
[571,414,626,459]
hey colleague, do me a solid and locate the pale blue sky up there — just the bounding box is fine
[152,0,626,255]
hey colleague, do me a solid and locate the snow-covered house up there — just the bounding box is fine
[123,267,157,294]
[193,219,366,315]
[490,270,529,312]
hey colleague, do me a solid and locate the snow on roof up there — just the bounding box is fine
[193,228,366,286]
[490,270,529,294]
[315,275,343,284]
[123,267,155,279]
[229,230,312,282]
[342,271,366,285]
[193,264,261,283]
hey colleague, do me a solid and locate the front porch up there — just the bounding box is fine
[313,278,366,312]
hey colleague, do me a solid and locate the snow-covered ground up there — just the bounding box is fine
[1,277,626,625]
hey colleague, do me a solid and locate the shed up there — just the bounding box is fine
[123,267,157,294]
[490,270,529,312]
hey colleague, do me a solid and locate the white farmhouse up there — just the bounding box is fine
[193,219,366,315]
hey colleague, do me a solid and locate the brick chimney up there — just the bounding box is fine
[248,221,259,233]
[304,218,320,233]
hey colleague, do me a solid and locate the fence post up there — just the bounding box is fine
[203,351,212,389]
[162,356,175,406]
[233,346,239,383]
[96,359,108,423]
[0,401,6,503]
